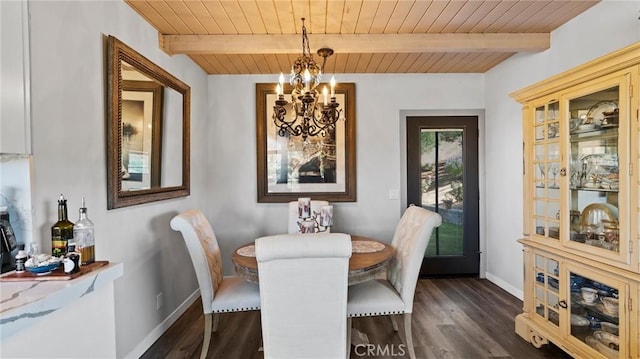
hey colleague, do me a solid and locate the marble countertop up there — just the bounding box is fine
[0,262,123,340]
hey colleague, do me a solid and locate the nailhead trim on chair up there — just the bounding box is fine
[348,310,404,317]
[213,306,261,313]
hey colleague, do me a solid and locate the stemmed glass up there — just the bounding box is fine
[536,160,546,188]
[548,162,559,188]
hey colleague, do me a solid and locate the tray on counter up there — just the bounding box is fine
[0,260,109,282]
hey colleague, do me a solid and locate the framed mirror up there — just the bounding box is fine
[106,35,190,209]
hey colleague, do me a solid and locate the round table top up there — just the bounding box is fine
[231,235,394,286]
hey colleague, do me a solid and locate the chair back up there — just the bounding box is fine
[387,206,442,312]
[256,233,351,359]
[287,200,330,233]
[170,210,224,314]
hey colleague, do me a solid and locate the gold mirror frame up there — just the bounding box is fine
[106,35,190,209]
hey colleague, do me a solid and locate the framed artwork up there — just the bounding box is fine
[121,80,163,190]
[256,82,356,203]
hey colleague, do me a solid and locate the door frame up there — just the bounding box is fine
[399,109,487,278]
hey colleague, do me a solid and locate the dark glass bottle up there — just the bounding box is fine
[51,194,74,257]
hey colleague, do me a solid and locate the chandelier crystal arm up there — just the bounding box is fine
[272,17,342,142]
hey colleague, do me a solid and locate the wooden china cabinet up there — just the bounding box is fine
[511,42,640,359]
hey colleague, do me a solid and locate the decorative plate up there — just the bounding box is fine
[25,262,60,274]
[587,101,618,126]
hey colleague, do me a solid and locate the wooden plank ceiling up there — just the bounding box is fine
[124,0,598,74]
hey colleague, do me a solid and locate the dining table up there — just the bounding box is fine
[232,235,394,286]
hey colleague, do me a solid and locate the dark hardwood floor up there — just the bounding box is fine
[141,278,573,359]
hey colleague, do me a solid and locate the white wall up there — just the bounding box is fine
[27,1,208,357]
[208,73,484,274]
[484,0,640,297]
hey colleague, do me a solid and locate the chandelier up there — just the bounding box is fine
[274,18,342,142]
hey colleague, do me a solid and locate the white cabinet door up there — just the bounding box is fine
[1,1,31,154]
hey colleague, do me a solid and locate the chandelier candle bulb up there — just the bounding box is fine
[323,86,328,106]
[330,76,336,97]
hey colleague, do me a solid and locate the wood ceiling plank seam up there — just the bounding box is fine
[485,53,515,72]
[250,54,273,74]
[440,1,483,34]
[425,1,466,33]
[397,1,432,33]
[217,53,244,73]
[290,2,311,33]
[166,1,208,34]
[424,52,457,73]
[355,52,374,73]
[308,0,328,34]
[405,52,434,73]
[183,1,223,34]
[467,0,519,33]
[540,1,598,33]
[273,54,291,75]
[201,1,237,34]
[197,54,227,74]
[353,0,379,33]
[332,53,347,74]
[325,0,346,33]
[454,1,500,33]
[421,52,447,72]
[412,1,447,33]
[474,52,508,73]
[497,1,550,33]
[322,53,336,75]
[364,52,386,73]
[514,1,564,32]
[385,52,411,73]
[487,1,540,33]
[368,0,396,33]
[189,55,215,75]
[395,52,426,73]
[255,1,281,34]
[219,0,251,33]
[237,1,268,34]
[383,1,413,34]
[148,1,193,34]
[374,52,400,73]
[236,54,262,74]
[454,51,487,73]
[437,52,470,73]
[130,0,179,34]
[343,52,362,73]
[273,1,296,34]
[340,0,363,34]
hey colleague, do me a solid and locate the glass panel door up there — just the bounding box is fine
[532,101,561,240]
[533,252,560,328]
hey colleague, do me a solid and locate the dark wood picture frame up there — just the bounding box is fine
[256,82,356,203]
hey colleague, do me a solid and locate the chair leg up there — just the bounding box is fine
[212,312,220,332]
[201,313,214,359]
[403,313,416,359]
[390,315,399,332]
[347,317,352,355]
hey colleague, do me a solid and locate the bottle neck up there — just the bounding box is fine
[58,202,68,221]
[78,208,87,221]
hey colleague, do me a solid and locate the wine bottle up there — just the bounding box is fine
[51,194,74,257]
[73,197,95,265]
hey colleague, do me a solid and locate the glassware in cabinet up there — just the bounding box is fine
[567,86,621,255]
[532,101,561,241]
[533,253,560,328]
[566,265,625,359]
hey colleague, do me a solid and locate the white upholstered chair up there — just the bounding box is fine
[170,210,261,359]
[287,200,330,233]
[256,233,352,359]
[347,206,442,359]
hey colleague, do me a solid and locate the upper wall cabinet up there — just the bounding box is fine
[511,42,640,359]
[0,1,31,154]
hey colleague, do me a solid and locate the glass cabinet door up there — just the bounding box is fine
[533,252,560,328]
[567,265,625,359]
[532,101,561,240]
[566,85,621,256]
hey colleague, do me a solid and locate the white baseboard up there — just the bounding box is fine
[485,272,523,300]
[123,290,200,359]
